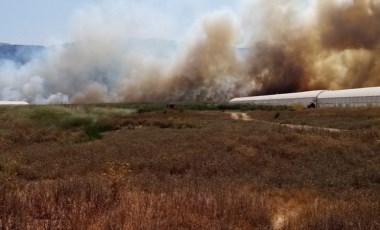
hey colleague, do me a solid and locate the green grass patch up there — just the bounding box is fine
[28,106,72,127]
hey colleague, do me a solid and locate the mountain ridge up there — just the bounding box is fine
[0,39,252,66]
[0,42,45,65]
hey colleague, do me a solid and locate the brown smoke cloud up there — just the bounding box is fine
[117,11,243,102]
[2,0,380,103]
[246,0,380,95]
[117,0,380,101]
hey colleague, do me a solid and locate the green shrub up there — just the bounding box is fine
[60,115,93,128]
[89,107,136,117]
[116,102,288,113]
[84,121,114,140]
[166,103,288,112]
[137,105,167,113]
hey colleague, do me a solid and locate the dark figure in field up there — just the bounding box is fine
[167,104,175,109]
[307,100,316,109]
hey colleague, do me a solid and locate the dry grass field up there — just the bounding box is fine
[0,104,379,229]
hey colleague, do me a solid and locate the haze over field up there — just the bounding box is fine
[1,0,380,104]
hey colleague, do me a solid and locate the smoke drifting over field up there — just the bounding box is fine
[1,0,380,103]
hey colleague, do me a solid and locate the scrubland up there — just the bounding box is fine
[0,104,379,229]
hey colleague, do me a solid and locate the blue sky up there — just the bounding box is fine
[0,0,239,45]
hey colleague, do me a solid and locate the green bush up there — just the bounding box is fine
[137,105,167,113]
[60,115,93,128]
[175,103,288,112]
[115,102,289,114]
[84,121,114,140]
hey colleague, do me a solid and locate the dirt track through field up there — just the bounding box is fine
[229,112,253,121]
[228,112,344,133]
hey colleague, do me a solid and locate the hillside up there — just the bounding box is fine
[0,39,177,66]
[0,40,251,66]
[0,43,45,65]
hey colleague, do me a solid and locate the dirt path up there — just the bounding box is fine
[228,112,345,133]
[229,112,253,121]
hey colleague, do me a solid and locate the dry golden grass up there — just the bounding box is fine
[249,107,380,130]
[0,105,379,229]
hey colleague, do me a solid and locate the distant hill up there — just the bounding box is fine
[0,43,45,65]
[0,40,251,66]
[0,39,177,65]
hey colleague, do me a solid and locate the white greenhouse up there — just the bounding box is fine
[230,87,380,108]
[317,87,380,108]
[230,90,325,107]
[0,101,28,105]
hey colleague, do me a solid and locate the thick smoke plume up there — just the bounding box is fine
[246,0,380,94]
[1,0,380,103]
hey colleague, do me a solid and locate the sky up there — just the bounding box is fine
[0,0,239,46]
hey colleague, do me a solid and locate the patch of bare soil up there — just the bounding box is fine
[228,112,345,133]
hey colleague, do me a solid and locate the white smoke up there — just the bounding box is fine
[1,0,380,103]
[0,0,245,103]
